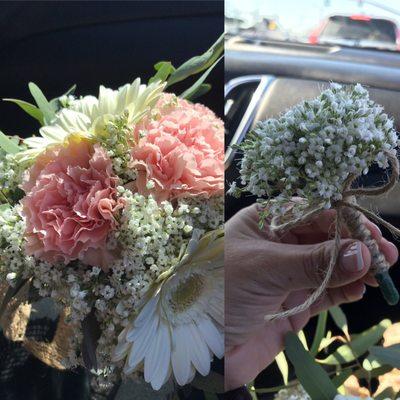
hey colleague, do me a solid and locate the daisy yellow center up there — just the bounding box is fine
[169,274,204,313]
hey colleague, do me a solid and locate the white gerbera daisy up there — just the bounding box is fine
[17,79,165,162]
[112,229,224,390]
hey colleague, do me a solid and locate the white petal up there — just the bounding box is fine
[111,339,131,362]
[97,86,117,116]
[24,136,51,149]
[171,325,192,386]
[56,108,91,133]
[72,95,98,120]
[145,319,171,390]
[39,125,68,142]
[132,295,158,329]
[187,322,211,376]
[127,313,159,370]
[197,318,224,359]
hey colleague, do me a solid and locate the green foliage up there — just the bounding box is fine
[310,310,328,356]
[148,61,175,84]
[0,131,20,154]
[370,344,400,369]
[284,332,338,399]
[319,319,390,365]
[2,99,44,125]
[167,33,223,87]
[180,56,222,100]
[28,82,57,124]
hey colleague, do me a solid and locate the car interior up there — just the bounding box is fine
[225,35,400,396]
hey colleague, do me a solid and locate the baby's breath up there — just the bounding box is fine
[230,83,398,216]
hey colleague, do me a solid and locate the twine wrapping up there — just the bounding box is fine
[265,151,400,321]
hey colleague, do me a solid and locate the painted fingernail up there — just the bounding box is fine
[342,242,364,273]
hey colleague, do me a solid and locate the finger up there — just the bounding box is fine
[309,280,366,316]
[289,211,383,244]
[258,239,371,291]
[378,238,399,266]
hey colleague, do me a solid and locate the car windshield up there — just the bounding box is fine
[226,0,400,52]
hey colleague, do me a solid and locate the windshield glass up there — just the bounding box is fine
[226,0,400,51]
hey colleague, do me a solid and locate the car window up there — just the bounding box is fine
[226,0,400,52]
[320,15,397,43]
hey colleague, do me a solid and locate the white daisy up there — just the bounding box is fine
[112,229,224,390]
[17,78,165,162]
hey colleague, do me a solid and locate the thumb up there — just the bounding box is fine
[264,239,371,290]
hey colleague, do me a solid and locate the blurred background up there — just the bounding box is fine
[0,1,223,399]
[226,0,400,51]
[225,0,400,398]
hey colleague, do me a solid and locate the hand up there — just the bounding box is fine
[225,203,398,390]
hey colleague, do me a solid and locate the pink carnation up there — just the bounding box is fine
[21,138,124,270]
[130,94,224,202]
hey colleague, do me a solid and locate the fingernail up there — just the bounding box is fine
[362,285,367,295]
[342,242,364,272]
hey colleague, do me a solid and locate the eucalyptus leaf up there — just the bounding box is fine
[0,131,20,154]
[310,311,328,356]
[187,83,211,101]
[180,56,222,100]
[3,99,44,125]
[318,319,391,365]
[81,308,101,371]
[355,364,392,379]
[329,306,349,338]
[275,351,289,385]
[28,82,56,124]
[191,371,224,393]
[285,332,337,399]
[167,33,223,87]
[149,61,175,84]
[370,344,400,369]
[375,387,395,400]
[331,369,352,388]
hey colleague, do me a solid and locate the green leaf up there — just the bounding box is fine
[28,82,56,124]
[180,56,222,100]
[148,61,175,84]
[0,131,20,154]
[191,371,224,393]
[275,351,289,385]
[319,319,391,365]
[187,83,211,101]
[310,311,328,356]
[370,344,400,369]
[331,368,353,388]
[167,33,224,87]
[355,364,392,379]
[375,388,396,400]
[329,306,349,338]
[3,99,44,125]
[285,332,337,399]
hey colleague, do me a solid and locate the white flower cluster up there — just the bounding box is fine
[230,83,399,213]
[0,149,24,200]
[0,205,36,284]
[274,385,310,400]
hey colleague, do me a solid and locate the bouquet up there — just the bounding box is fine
[0,37,224,395]
[229,83,400,317]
